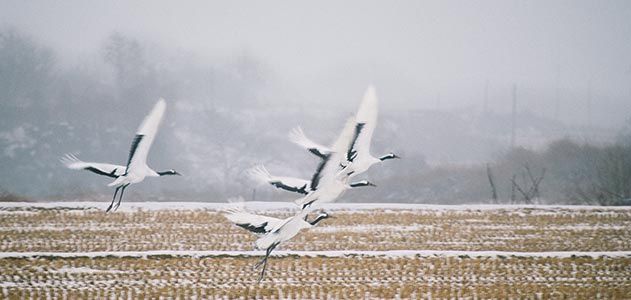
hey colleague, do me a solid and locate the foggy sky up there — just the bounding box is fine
[2,0,631,126]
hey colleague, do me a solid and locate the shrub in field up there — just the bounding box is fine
[0,187,29,202]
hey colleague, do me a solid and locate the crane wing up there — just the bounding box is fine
[60,154,125,178]
[255,210,309,249]
[223,208,284,235]
[247,165,311,195]
[310,116,356,190]
[125,99,166,174]
[288,126,332,159]
[346,123,364,162]
[348,86,378,161]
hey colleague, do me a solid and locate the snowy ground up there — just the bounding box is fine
[1,249,630,259]
[2,201,630,252]
[1,201,630,298]
[2,254,629,298]
[3,201,631,212]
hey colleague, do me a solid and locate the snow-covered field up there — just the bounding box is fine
[2,202,629,252]
[2,249,630,259]
[1,201,630,298]
[3,201,631,212]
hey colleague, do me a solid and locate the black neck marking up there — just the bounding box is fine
[349,181,371,188]
[302,199,317,210]
[157,170,178,176]
[309,214,328,226]
[379,154,396,161]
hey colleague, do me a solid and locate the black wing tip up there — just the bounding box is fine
[347,123,365,162]
[124,134,145,172]
[84,167,119,178]
[310,153,332,191]
[308,148,327,159]
[236,222,269,234]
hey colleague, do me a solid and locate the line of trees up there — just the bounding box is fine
[1,27,629,205]
[350,134,631,206]
[486,138,631,205]
[0,28,270,198]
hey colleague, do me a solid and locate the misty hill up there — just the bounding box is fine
[0,29,626,203]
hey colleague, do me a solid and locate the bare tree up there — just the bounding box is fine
[486,163,498,203]
[573,145,631,205]
[510,174,517,204]
[510,163,546,204]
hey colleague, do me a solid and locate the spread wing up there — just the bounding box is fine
[288,126,332,159]
[247,165,310,195]
[309,153,332,191]
[223,208,284,235]
[255,210,309,250]
[60,154,125,178]
[125,99,166,174]
[346,123,365,162]
[310,116,356,191]
[348,86,378,161]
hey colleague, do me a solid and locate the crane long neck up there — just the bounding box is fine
[309,214,327,226]
[157,170,176,176]
[379,154,396,161]
[350,181,370,187]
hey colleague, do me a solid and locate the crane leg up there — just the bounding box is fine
[257,242,279,283]
[114,184,129,211]
[106,187,121,212]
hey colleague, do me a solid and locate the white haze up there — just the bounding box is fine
[1,1,631,202]
[2,0,630,125]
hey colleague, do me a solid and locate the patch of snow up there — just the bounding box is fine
[56,266,117,274]
[0,224,154,232]
[1,201,630,212]
[312,224,437,233]
[0,250,629,259]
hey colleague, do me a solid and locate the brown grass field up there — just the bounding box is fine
[1,203,630,299]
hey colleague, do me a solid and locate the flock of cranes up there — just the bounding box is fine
[225,86,398,280]
[61,86,398,281]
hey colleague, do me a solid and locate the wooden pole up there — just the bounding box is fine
[511,84,517,149]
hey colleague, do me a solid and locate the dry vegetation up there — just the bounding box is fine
[1,205,630,298]
[1,255,629,299]
[1,207,630,252]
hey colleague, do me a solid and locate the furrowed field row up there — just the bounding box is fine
[1,256,629,299]
[1,207,630,252]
